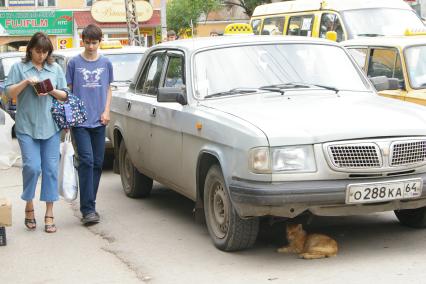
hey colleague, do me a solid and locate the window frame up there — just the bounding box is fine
[286,14,315,37]
[367,47,403,81]
[135,51,167,97]
[37,0,56,7]
[162,52,185,89]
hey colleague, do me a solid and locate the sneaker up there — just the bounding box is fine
[81,212,100,225]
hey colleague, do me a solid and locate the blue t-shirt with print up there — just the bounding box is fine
[66,54,113,128]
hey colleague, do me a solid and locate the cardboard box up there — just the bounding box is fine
[0,198,11,227]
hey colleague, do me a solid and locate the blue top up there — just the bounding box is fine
[5,61,67,139]
[66,54,113,128]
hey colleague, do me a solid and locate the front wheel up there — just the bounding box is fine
[395,207,426,228]
[204,164,259,251]
[119,141,153,198]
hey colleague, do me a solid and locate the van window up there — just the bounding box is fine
[347,48,368,69]
[319,13,344,42]
[261,17,285,35]
[287,15,314,37]
[251,19,262,35]
[367,48,403,81]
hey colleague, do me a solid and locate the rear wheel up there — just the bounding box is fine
[204,164,259,251]
[395,207,426,228]
[119,141,153,198]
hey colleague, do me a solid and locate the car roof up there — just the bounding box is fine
[0,51,25,59]
[252,0,411,16]
[154,35,339,52]
[342,36,426,49]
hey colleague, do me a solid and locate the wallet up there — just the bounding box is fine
[32,78,53,95]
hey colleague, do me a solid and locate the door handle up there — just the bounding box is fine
[126,100,132,111]
[151,107,157,117]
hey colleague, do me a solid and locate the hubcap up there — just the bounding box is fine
[209,181,229,239]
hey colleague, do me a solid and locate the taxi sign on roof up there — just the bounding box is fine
[100,40,123,49]
[404,28,426,36]
[224,23,254,35]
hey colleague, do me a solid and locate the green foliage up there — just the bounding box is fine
[223,0,273,17]
[167,0,220,34]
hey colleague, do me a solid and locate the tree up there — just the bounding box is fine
[223,0,273,17]
[167,0,220,36]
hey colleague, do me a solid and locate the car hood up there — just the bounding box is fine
[200,91,426,146]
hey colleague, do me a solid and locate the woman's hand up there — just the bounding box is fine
[26,76,38,85]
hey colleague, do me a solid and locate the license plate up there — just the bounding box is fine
[346,179,423,204]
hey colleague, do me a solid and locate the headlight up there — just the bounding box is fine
[249,146,316,173]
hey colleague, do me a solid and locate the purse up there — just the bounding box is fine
[32,78,54,95]
[51,93,87,129]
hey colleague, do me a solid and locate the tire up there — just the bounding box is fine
[119,141,153,198]
[203,164,259,251]
[395,207,426,228]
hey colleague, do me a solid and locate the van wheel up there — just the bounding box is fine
[395,207,426,228]
[119,141,153,198]
[204,164,259,251]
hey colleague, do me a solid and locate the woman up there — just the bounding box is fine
[5,32,68,233]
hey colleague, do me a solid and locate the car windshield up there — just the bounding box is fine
[0,56,22,80]
[342,8,424,38]
[194,43,369,98]
[103,53,143,82]
[405,45,426,89]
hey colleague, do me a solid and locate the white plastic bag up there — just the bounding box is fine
[58,132,78,202]
[0,109,20,169]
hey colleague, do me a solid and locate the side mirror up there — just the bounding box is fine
[326,31,337,42]
[369,76,401,92]
[158,87,187,105]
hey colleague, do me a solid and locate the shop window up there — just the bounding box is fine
[38,0,55,6]
[86,0,95,6]
[0,0,5,7]
[261,17,285,35]
[287,15,314,37]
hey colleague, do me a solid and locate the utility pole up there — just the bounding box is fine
[160,0,167,41]
[124,0,143,46]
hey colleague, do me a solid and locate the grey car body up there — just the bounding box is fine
[108,36,426,251]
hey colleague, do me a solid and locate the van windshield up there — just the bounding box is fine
[405,45,426,89]
[342,8,424,38]
[194,43,370,99]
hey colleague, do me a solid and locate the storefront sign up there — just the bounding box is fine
[9,0,35,6]
[91,0,153,23]
[0,11,73,36]
[57,37,73,49]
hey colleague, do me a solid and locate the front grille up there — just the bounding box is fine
[391,141,426,166]
[328,144,382,169]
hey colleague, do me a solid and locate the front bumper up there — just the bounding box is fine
[229,173,426,218]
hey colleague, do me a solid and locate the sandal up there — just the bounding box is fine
[44,216,57,233]
[24,209,36,230]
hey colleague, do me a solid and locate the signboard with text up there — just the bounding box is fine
[0,11,73,36]
[9,0,35,6]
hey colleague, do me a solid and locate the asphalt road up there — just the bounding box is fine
[2,145,426,283]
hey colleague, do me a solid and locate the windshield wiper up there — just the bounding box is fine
[204,88,258,99]
[356,33,383,37]
[260,83,339,94]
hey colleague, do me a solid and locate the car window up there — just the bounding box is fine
[136,53,166,96]
[261,16,285,35]
[163,56,184,89]
[251,19,262,35]
[319,13,344,42]
[347,48,368,69]
[53,56,66,73]
[367,48,403,81]
[103,53,143,82]
[287,15,314,37]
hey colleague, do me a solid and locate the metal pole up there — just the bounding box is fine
[161,0,167,41]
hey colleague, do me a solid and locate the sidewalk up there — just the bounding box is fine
[0,140,143,284]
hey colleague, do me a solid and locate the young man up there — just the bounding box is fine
[66,24,113,225]
[167,30,177,41]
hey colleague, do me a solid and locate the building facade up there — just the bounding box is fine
[0,0,160,51]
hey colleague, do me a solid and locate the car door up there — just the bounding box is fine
[122,51,166,176]
[149,51,186,190]
[366,47,406,101]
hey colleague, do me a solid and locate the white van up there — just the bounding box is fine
[250,0,425,42]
